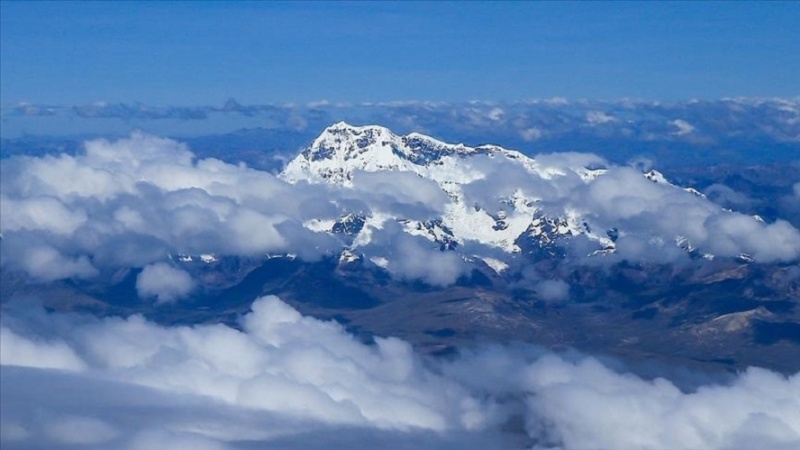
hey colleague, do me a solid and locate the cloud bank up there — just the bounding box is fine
[1,295,798,449]
[567,167,800,263]
[5,98,798,149]
[135,263,195,303]
[1,131,799,292]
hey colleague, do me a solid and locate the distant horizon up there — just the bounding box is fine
[2,97,797,171]
[3,95,800,110]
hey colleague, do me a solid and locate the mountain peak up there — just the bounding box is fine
[319,121,394,139]
[281,122,526,186]
[325,121,375,131]
[279,122,735,260]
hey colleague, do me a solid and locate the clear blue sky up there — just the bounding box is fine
[1,1,798,105]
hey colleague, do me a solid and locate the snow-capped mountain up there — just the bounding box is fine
[280,122,726,269]
[283,121,541,185]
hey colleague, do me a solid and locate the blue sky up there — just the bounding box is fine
[1,1,798,105]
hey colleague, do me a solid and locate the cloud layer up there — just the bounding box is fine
[1,295,798,449]
[4,98,799,151]
[567,167,800,262]
[0,133,329,287]
[1,131,799,292]
[135,263,195,303]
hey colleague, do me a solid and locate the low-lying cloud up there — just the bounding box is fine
[0,132,466,287]
[1,295,797,450]
[566,167,800,262]
[135,263,195,303]
[1,131,799,291]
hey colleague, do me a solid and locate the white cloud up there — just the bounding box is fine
[136,263,195,302]
[359,227,467,286]
[18,245,98,281]
[0,133,312,280]
[573,167,800,262]
[1,296,797,450]
[15,296,482,432]
[520,127,543,141]
[704,214,800,262]
[0,132,473,286]
[488,107,504,121]
[522,355,800,450]
[0,195,87,235]
[0,327,87,371]
[704,183,756,209]
[586,110,615,125]
[351,171,450,219]
[671,119,695,136]
[388,236,466,287]
[225,209,288,255]
[1,130,798,289]
[534,151,608,175]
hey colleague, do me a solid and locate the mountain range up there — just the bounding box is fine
[280,122,756,270]
[1,123,798,375]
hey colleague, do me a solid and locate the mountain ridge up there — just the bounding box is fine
[280,122,719,267]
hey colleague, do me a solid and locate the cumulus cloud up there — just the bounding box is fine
[359,225,467,286]
[671,119,696,136]
[15,244,99,281]
[520,127,543,141]
[454,151,799,264]
[1,129,798,292]
[568,167,800,262]
[1,296,797,450]
[0,194,88,235]
[352,171,450,215]
[522,355,800,450]
[0,132,304,273]
[387,236,466,287]
[704,183,757,210]
[1,296,485,437]
[0,327,87,371]
[704,214,800,261]
[586,110,615,125]
[534,152,608,172]
[0,132,474,287]
[135,263,195,302]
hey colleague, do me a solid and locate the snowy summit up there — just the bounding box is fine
[280,122,774,266]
